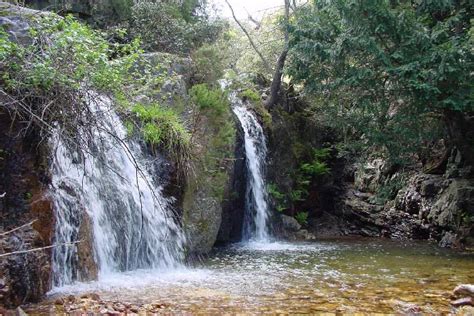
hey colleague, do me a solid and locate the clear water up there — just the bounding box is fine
[40,238,474,314]
[50,95,184,286]
[231,94,271,242]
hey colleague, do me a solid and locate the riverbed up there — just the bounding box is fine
[26,238,474,314]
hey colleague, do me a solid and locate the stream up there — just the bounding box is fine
[27,238,474,314]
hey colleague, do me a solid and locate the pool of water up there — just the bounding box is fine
[28,238,474,314]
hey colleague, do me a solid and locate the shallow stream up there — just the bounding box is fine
[28,238,474,314]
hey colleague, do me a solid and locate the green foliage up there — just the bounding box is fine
[300,148,331,176]
[295,212,308,226]
[187,82,235,200]
[1,15,140,92]
[287,0,473,162]
[268,183,287,213]
[132,103,191,159]
[0,15,141,145]
[268,147,331,214]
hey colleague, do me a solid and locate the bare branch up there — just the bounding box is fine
[224,0,271,73]
[0,220,38,237]
[0,241,81,258]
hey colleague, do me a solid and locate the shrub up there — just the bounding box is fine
[239,88,260,102]
[0,14,141,147]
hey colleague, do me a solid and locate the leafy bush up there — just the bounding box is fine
[0,15,141,147]
[300,148,331,176]
[287,0,473,163]
[267,183,287,213]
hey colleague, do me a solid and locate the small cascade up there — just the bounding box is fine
[50,95,184,287]
[231,94,271,242]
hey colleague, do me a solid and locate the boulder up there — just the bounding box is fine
[280,215,301,232]
[454,285,474,298]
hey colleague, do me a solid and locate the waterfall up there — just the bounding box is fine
[231,94,271,242]
[50,95,184,286]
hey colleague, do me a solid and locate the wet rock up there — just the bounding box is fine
[354,159,385,193]
[439,231,461,248]
[452,297,474,307]
[454,285,474,298]
[281,215,302,232]
[295,229,316,240]
[67,295,76,303]
[15,307,28,316]
[420,178,441,197]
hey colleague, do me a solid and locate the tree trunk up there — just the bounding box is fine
[265,0,290,109]
[444,109,474,168]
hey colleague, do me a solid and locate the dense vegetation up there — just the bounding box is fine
[287,0,473,165]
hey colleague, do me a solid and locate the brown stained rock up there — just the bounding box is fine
[77,213,98,281]
[30,194,54,245]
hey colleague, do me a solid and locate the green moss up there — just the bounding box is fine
[132,103,191,159]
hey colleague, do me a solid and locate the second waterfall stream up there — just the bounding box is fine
[230,93,272,242]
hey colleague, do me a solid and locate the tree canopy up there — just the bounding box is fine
[287,0,473,163]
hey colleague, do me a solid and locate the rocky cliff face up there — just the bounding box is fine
[340,152,474,248]
[0,109,53,308]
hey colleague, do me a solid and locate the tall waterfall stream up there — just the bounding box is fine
[231,94,272,242]
[35,95,474,314]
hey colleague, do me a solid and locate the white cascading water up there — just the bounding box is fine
[50,95,184,286]
[231,93,271,242]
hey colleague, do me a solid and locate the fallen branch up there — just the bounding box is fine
[0,241,81,258]
[0,219,38,237]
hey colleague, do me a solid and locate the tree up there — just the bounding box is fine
[287,0,473,164]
